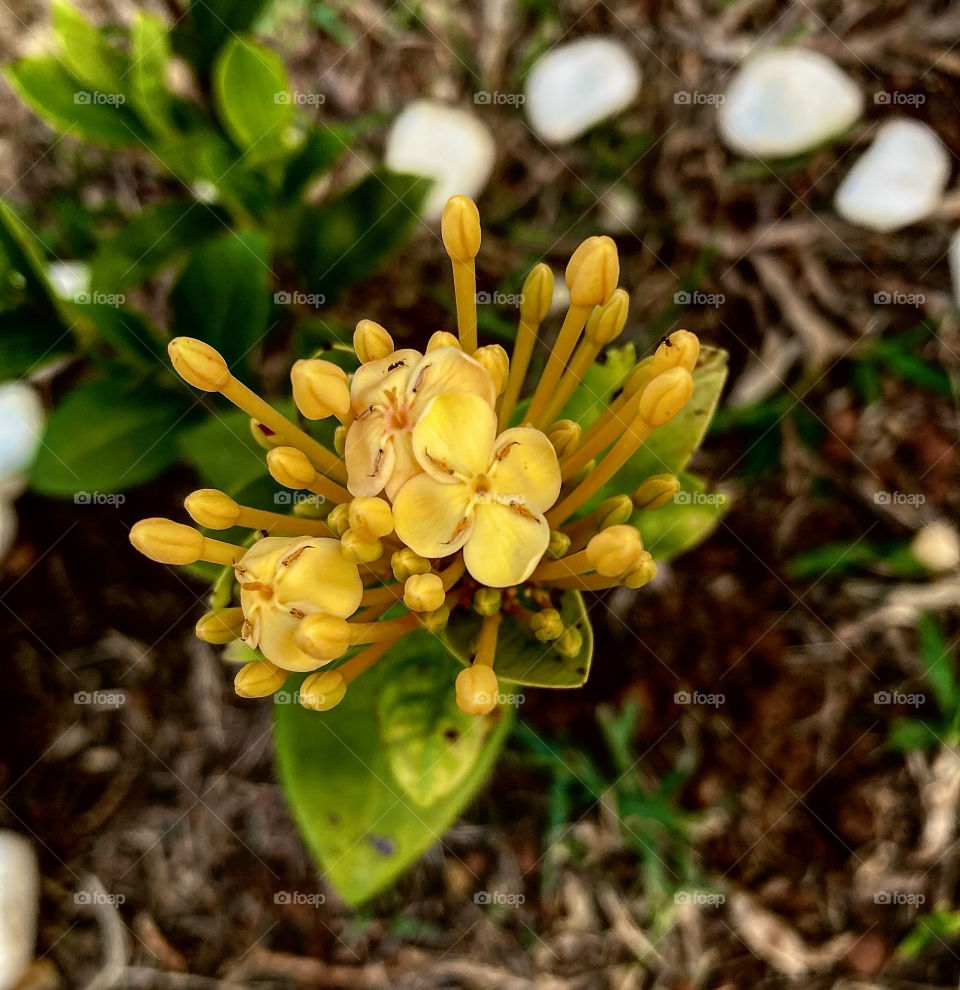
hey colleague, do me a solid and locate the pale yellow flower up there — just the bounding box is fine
[344,346,496,500]
[236,536,363,671]
[393,392,561,587]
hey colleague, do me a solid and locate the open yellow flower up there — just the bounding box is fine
[393,393,561,587]
[236,536,363,671]
[345,345,496,500]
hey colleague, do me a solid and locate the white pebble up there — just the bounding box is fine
[719,48,863,158]
[46,261,89,301]
[834,118,950,232]
[912,520,960,573]
[524,37,641,144]
[385,100,496,221]
[0,383,44,500]
[0,832,39,990]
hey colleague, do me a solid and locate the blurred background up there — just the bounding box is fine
[1,0,959,986]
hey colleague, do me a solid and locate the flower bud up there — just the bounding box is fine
[421,603,451,633]
[392,547,431,582]
[404,572,444,612]
[596,494,634,529]
[293,496,328,519]
[168,337,231,391]
[473,588,502,616]
[184,489,240,529]
[584,288,629,345]
[296,613,352,662]
[555,626,583,658]
[266,446,316,489]
[196,607,244,644]
[633,474,680,511]
[427,330,461,352]
[354,319,394,363]
[569,459,595,487]
[520,263,554,324]
[300,669,347,711]
[326,503,350,537]
[334,424,348,457]
[637,367,694,427]
[290,359,350,420]
[234,659,287,698]
[130,518,204,565]
[348,496,393,539]
[250,418,280,450]
[473,344,509,395]
[650,330,700,375]
[341,528,383,563]
[531,608,563,642]
[441,195,481,262]
[455,663,499,715]
[547,420,581,458]
[565,236,619,307]
[623,357,655,397]
[586,525,643,577]
[548,530,571,559]
[624,551,657,589]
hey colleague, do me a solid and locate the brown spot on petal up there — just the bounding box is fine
[411,363,431,393]
[496,441,520,460]
[289,607,305,619]
[425,449,455,475]
[387,359,407,372]
[507,500,538,522]
[445,517,471,545]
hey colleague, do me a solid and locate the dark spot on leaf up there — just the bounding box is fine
[576,667,586,676]
[368,834,395,856]
[444,728,459,741]
[328,813,341,826]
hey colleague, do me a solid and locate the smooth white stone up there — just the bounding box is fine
[597,184,640,233]
[720,48,863,158]
[834,118,950,232]
[912,521,960,573]
[524,37,641,144]
[385,100,496,220]
[46,261,89,301]
[0,383,44,500]
[0,832,39,990]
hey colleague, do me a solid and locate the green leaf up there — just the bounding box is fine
[213,36,295,162]
[31,375,190,496]
[72,303,169,368]
[558,342,637,429]
[6,56,147,146]
[174,0,272,74]
[918,613,959,716]
[633,473,729,561]
[0,309,74,378]
[52,1,126,94]
[281,127,348,202]
[0,200,65,319]
[273,630,512,905]
[170,230,272,369]
[296,172,428,301]
[179,408,274,498]
[444,591,594,688]
[130,11,174,137]
[887,718,944,753]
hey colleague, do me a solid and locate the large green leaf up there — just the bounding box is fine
[52,1,126,94]
[274,631,512,905]
[170,230,272,369]
[174,0,272,74]
[444,591,594,688]
[179,407,274,498]
[0,309,74,378]
[633,473,729,561]
[31,375,191,496]
[6,56,147,146]
[73,303,169,368]
[0,201,65,320]
[130,11,174,137]
[558,343,637,429]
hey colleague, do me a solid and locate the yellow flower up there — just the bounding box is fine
[344,346,496,500]
[235,536,363,671]
[393,392,561,587]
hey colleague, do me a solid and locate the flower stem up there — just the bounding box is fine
[233,505,333,537]
[338,639,395,684]
[451,260,478,353]
[499,316,539,427]
[475,611,502,667]
[529,548,592,582]
[537,337,601,428]
[526,303,590,426]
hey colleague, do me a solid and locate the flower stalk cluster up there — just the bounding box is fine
[130,196,701,716]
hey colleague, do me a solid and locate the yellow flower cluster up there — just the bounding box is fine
[130,195,701,716]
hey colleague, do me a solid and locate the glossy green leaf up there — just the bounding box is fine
[6,56,147,146]
[174,0,272,74]
[130,11,174,137]
[0,200,65,319]
[558,342,637,429]
[633,473,728,561]
[73,303,169,368]
[179,408,276,500]
[52,1,126,94]
[274,631,512,905]
[31,375,190,496]
[444,591,594,688]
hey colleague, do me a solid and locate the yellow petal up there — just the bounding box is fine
[344,411,395,497]
[350,348,421,411]
[407,346,496,413]
[412,392,496,482]
[489,427,562,514]
[274,538,363,617]
[462,501,550,587]
[383,433,421,502]
[393,472,475,558]
[255,609,325,672]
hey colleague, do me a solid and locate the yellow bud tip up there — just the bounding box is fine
[632,474,681,511]
[597,494,634,529]
[290,359,350,420]
[348,496,394,540]
[130,518,204,565]
[421,603,451,633]
[234,660,287,699]
[585,288,629,345]
[334,423,348,457]
[586,525,643,577]
[326,503,350,537]
[548,530,571,559]
[196,607,244,644]
[520,263,554,324]
[404,572,445,612]
[473,588,502,616]
[168,337,231,392]
[266,446,316,489]
[300,670,348,711]
[441,195,481,262]
[555,626,583,658]
[651,330,701,375]
[637,367,694,427]
[354,319,394,364]
[184,489,240,529]
[624,552,657,589]
[296,613,352,662]
[427,330,462,352]
[250,418,280,450]
[547,420,581,458]
[341,528,383,563]
[565,236,619,307]
[473,344,509,395]
[392,547,431,583]
[530,608,563,642]
[455,664,499,715]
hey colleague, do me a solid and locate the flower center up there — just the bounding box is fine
[382,390,413,434]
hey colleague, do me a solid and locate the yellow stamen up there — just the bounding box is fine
[441,196,481,353]
[184,488,333,537]
[474,611,501,667]
[498,263,553,427]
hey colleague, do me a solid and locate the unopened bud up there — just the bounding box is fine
[392,547,431,583]
[300,669,347,711]
[555,626,583,658]
[569,459,595,487]
[168,337,231,391]
[404,572,444,612]
[130,518,204,565]
[250,418,280,450]
[421,602,451,633]
[565,236,619,307]
[234,659,287,698]
[596,494,634,529]
[196,607,245,644]
[291,359,350,420]
[326,503,350,537]
[633,474,680,511]
[354,319,394,363]
[520,263,554,324]
[334,424,348,457]
[548,530,571,559]
[650,330,700,375]
[637,367,694,427]
[531,608,563,642]
[184,489,240,529]
[455,663,498,715]
[473,344,509,395]
[341,528,383,563]
[547,420,581,458]
[586,525,643,577]
[473,588,502,616]
[623,356,655,398]
[441,195,481,261]
[296,614,352,662]
[267,446,316,489]
[624,552,657,589]
[427,330,461,351]
[585,288,629,345]
[348,496,393,539]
